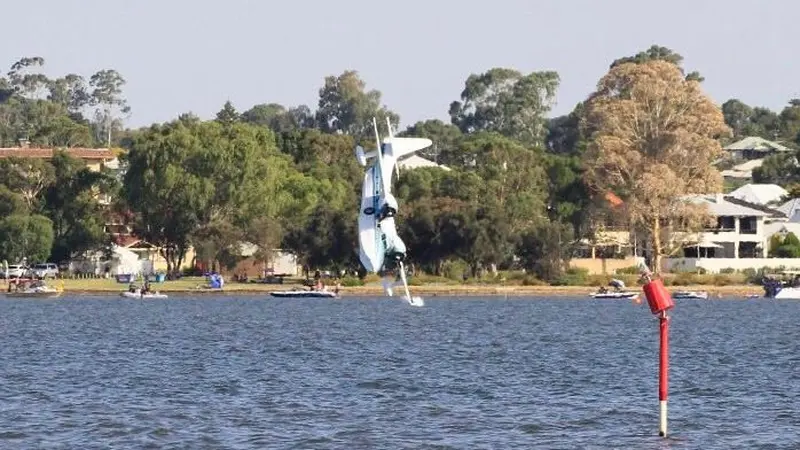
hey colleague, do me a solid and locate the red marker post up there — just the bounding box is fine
[640,268,675,438]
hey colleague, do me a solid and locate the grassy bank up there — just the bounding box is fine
[13,276,765,297]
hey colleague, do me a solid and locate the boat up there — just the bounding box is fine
[119,288,168,299]
[762,271,800,299]
[589,291,640,299]
[4,279,63,298]
[270,289,338,298]
[671,290,709,300]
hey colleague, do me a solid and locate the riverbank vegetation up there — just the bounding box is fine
[2,46,800,282]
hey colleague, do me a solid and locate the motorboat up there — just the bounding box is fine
[590,278,639,299]
[119,288,168,299]
[4,280,62,298]
[671,290,709,300]
[270,289,338,298]
[762,271,800,299]
[589,290,640,299]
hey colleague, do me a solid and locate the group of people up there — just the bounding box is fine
[310,271,341,295]
[127,280,152,295]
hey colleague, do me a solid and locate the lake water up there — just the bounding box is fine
[0,295,797,449]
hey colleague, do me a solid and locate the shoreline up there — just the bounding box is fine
[29,280,765,297]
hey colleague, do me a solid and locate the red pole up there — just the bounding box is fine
[658,311,669,437]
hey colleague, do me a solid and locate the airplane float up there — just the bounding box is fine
[355,118,431,307]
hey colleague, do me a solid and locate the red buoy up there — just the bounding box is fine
[640,269,673,437]
[642,278,674,315]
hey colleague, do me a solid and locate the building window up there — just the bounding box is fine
[739,216,758,235]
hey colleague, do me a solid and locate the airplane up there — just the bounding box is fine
[355,118,432,307]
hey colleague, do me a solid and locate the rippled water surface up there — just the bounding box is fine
[0,295,797,449]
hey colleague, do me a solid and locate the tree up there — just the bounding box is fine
[610,45,703,82]
[0,157,55,209]
[241,103,314,133]
[315,70,399,137]
[0,213,54,263]
[399,119,462,162]
[583,60,731,273]
[89,69,130,146]
[7,57,49,99]
[43,151,111,263]
[449,68,559,146]
[215,100,239,125]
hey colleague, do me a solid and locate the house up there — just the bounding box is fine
[727,183,788,206]
[568,191,645,274]
[0,145,118,172]
[723,136,792,161]
[664,194,800,273]
[720,137,794,183]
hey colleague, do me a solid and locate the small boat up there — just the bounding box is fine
[270,289,338,298]
[4,280,62,298]
[671,290,709,300]
[589,291,640,299]
[119,289,168,299]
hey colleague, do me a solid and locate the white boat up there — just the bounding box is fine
[5,282,62,298]
[672,290,709,300]
[770,286,800,299]
[589,291,640,299]
[119,289,168,299]
[270,289,338,298]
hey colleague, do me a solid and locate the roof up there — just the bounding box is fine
[723,196,786,219]
[0,147,115,160]
[684,194,768,217]
[604,192,623,207]
[764,222,800,238]
[723,136,791,152]
[778,198,800,220]
[397,154,451,171]
[728,183,788,205]
[720,158,764,179]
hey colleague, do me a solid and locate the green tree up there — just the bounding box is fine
[89,69,130,146]
[449,68,559,146]
[0,213,54,263]
[315,70,399,137]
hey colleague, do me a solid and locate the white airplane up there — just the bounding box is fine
[355,118,431,307]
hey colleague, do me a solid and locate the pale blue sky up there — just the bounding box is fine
[5,0,797,129]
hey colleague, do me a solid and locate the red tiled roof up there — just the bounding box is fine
[605,192,623,207]
[0,147,115,160]
[112,235,141,247]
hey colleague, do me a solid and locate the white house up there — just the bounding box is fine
[664,194,800,272]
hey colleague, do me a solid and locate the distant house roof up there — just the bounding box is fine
[723,196,786,219]
[604,192,623,207]
[723,136,791,152]
[684,194,769,217]
[728,183,788,205]
[764,222,800,238]
[720,158,764,179]
[397,154,451,171]
[778,198,800,220]
[0,147,115,160]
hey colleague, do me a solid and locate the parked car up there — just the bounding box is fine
[31,263,59,279]
[3,265,28,278]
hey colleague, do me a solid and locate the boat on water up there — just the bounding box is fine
[762,271,800,299]
[672,290,709,300]
[589,291,640,299]
[5,279,62,298]
[590,278,639,299]
[119,289,168,299]
[270,289,338,298]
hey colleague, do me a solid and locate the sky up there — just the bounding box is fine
[4,0,798,130]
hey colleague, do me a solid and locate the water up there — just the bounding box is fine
[0,295,797,449]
